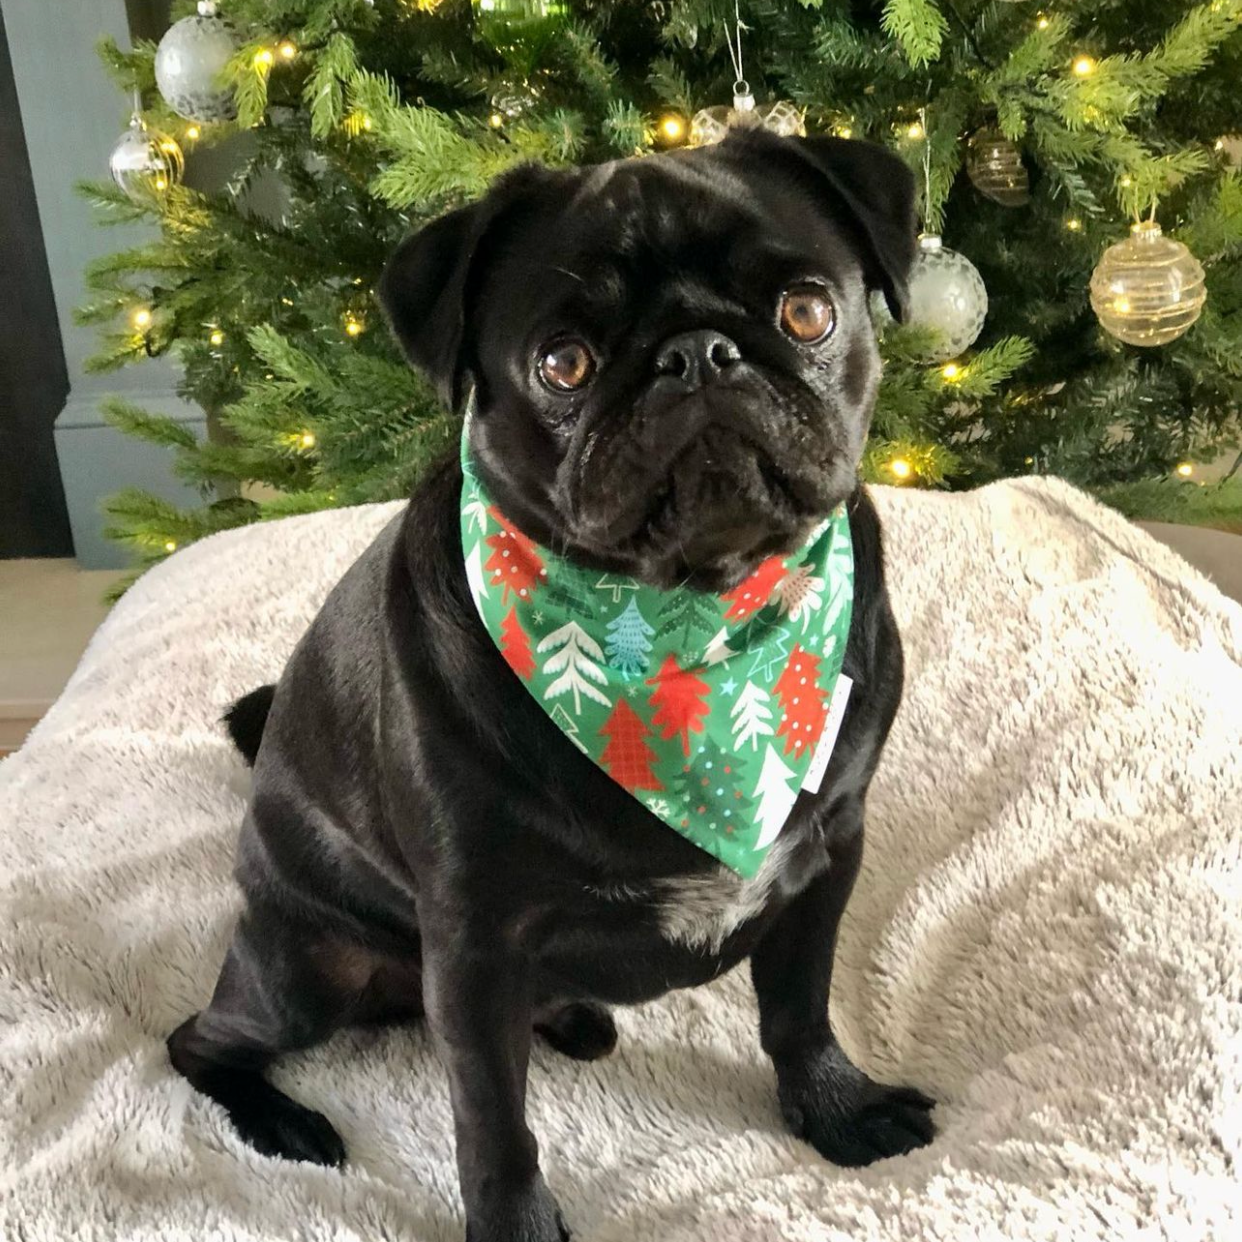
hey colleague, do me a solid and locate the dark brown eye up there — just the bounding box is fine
[779,285,835,343]
[537,338,595,392]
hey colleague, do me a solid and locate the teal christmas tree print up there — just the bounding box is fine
[606,597,655,680]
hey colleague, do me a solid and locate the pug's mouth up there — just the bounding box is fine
[572,425,837,587]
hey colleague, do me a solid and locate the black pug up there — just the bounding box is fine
[168,129,933,1242]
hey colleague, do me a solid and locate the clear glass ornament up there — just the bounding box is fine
[154,1,240,124]
[109,116,184,202]
[1089,221,1206,347]
[966,127,1029,207]
[906,234,989,362]
[474,0,565,40]
[689,81,805,148]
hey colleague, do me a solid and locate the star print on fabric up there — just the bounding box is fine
[532,610,544,625]
[720,676,738,697]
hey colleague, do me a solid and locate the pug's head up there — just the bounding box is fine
[379,131,916,592]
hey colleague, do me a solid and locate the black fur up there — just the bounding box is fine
[222,684,276,766]
[172,131,931,1242]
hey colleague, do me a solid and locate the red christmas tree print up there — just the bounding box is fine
[499,606,535,681]
[647,654,711,757]
[774,644,828,758]
[721,556,786,622]
[598,699,663,792]
[485,507,545,603]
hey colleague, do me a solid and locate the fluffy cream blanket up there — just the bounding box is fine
[2,478,1240,1241]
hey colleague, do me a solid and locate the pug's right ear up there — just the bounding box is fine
[378,164,548,409]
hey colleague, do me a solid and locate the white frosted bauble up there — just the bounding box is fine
[109,117,184,202]
[689,82,805,147]
[905,234,988,361]
[155,2,240,123]
[1089,221,1206,347]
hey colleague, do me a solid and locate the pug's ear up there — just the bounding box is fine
[378,164,549,408]
[738,134,918,322]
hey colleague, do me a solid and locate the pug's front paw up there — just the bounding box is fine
[777,1043,935,1167]
[465,1176,570,1242]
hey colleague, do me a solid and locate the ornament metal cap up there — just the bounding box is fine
[197,1,219,14]
[731,80,755,112]
[918,233,944,252]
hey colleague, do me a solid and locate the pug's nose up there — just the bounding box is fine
[654,330,742,389]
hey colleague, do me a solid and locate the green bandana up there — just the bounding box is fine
[460,425,855,879]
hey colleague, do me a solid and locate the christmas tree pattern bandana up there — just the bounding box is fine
[461,431,854,879]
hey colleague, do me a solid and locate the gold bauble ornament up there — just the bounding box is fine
[689,81,805,148]
[1089,221,1206,347]
[966,127,1029,207]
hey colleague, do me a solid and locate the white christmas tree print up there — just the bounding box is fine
[464,541,487,616]
[461,491,488,534]
[537,621,610,713]
[730,680,775,751]
[605,597,655,679]
[774,563,825,630]
[703,627,737,666]
[752,743,799,848]
[822,579,850,632]
[595,574,641,603]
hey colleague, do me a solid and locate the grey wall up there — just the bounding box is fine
[2,0,205,567]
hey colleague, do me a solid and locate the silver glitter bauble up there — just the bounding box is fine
[109,116,185,202]
[155,1,240,124]
[689,82,805,147]
[906,234,988,362]
[1089,221,1206,347]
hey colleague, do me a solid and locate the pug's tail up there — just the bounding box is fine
[223,684,277,767]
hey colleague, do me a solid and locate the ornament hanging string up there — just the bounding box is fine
[724,0,751,106]
[919,103,933,230]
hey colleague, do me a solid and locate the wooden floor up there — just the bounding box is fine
[0,558,126,756]
[1,525,1239,759]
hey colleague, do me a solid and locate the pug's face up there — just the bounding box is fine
[381,132,916,591]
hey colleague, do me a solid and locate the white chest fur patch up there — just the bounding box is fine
[653,831,814,953]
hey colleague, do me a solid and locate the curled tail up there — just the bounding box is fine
[223,684,277,766]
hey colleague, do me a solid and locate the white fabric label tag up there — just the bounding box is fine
[801,674,853,795]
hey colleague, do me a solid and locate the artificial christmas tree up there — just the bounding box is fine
[83,0,1242,590]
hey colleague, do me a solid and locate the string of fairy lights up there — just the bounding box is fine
[108,0,1235,486]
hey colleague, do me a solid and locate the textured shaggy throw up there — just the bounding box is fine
[2,478,1241,1241]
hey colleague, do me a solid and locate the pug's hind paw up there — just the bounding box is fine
[535,1001,617,1062]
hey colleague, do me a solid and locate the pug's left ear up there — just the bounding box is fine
[378,163,550,408]
[747,135,918,322]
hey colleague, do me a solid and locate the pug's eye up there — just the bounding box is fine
[779,284,836,344]
[537,338,596,392]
